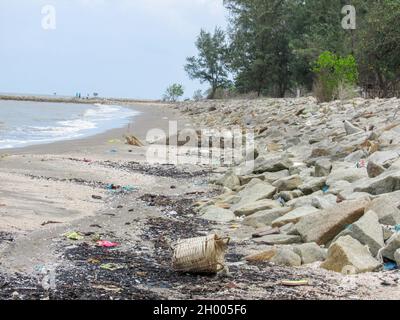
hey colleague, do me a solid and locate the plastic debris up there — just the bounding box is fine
[97,240,119,248]
[383,262,398,271]
[65,231,84,241]
[322,185,329,193]
[395,225,400,233]
[100,263,124,271]
[356,159,366,168]
[281,280,310,287]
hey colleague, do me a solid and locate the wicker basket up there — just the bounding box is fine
[172,234,230,274]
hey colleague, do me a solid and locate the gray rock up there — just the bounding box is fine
[332,211,384,256]
[299,177,327,195]
[381,233,400,261]
[200,206,236,223]
[263,170,290,184]
[295,199,370,245]
[270,248,302,267]
[235,181,277,205]
[216,171,240,190]
[368,151,400,168]
[293,243,327,265]
[321,236,381,274]
[344,150,368,163]
[365,196,400,226]
[253,234,302,245]
[344,120,364,135]
[327,167,368,185]
[315,159,333,177]
[394,249,400,266]
[311,194,337,209]
[275,190,303,202]
[243,207,292,227]
[273,175,302,192]
[367,161,386,178]
[272,206,320,228]
[354,171,400,195]
[234,199,281,217]
[253,154,293,173]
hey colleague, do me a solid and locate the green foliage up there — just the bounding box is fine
[313,51,358,102]
[183,0,400,99]
[163,84,184,102]
[185,28,230,99]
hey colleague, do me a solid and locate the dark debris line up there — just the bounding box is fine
[0,180,358,300]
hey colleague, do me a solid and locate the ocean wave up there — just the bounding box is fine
[0,103,139,149]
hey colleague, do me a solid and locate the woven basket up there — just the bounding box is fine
[172,234,230,274]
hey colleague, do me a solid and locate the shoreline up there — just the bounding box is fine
[0,100,176,155]
[0,94,162,105]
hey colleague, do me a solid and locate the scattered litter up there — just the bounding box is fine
[100,263,125,271]
[106,184,138,193]
[109,149,118,153]
[97,240,119,248]
[92,195,103,200]
[281,279,310,287]
[64,231,84,241]
[356,159,366,168]
[124,135,144,147]
[395,225,400,233]
[172,234,230,274]
[322,185,329,193]
[383,262,398,271]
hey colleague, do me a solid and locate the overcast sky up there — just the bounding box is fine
[0,0,227,99]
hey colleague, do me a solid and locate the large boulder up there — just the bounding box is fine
[253,154,293,174]
[344,120,364,135]
[270,248,302,267]
[332,211,384,257]
[354,171,400,195]
[294,199,369,245]
[216,171,240,190]
[200,206,236,223]
[326,167,368,185]
[272,206,320,228]
[234,199,281,217]
[315,159,333,177]
[299,177,327,195]
[293,243,327,265]
[367,161,386,178]
[263,170,290,184]
[365,195,400,226]
[243,207,292,227]
[235,181,277,205]
[368,151,400,168]
[253,234,302,245]
[321,236,381,274]
[381,233,400,261]
[273,175,302,192]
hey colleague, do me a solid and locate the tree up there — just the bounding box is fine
[163,84,184,102]
[185,28,230,99]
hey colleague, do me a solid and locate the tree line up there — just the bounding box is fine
[184,0,400,101]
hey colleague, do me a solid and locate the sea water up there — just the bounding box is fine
[0,100,140,149]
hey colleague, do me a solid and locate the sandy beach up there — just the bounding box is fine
[0,99,399,300]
